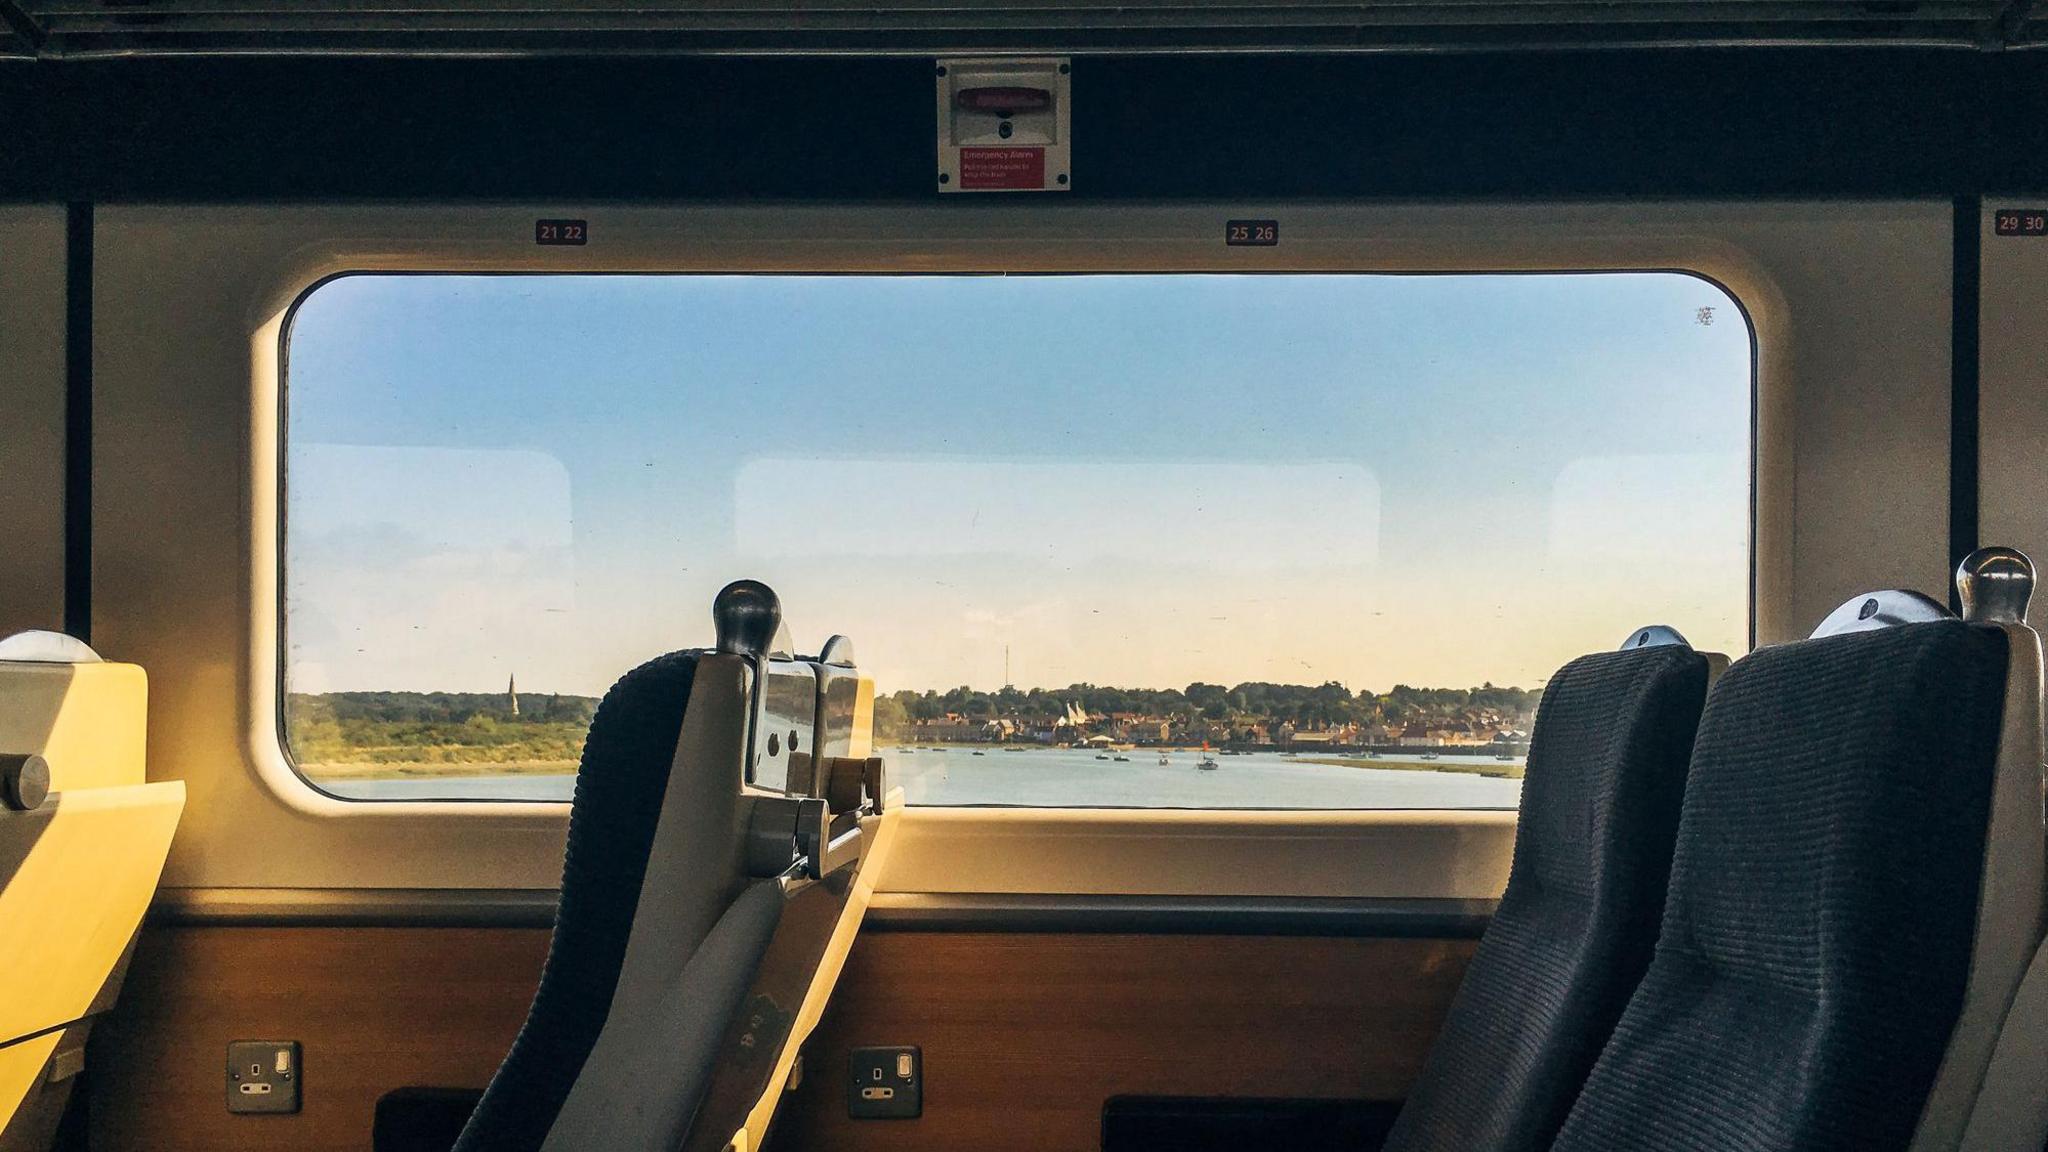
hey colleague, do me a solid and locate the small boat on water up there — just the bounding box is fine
[972,751,985,756]
[1421,752,1441,761]
[1196,754,1220,771]
[1158,753,1172,766]
[1095,754,1110,761]
[1494,752,1515,761]
[1113,755,1130,762]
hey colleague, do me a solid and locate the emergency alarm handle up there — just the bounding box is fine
[955,86,1054,115]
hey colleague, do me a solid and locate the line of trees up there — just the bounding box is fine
[870,680,1541,738]
[288,691,598,726]
[286,680,1543,762]
[285,692,599,765]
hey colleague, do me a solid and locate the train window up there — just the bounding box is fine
[281,271,1752,806]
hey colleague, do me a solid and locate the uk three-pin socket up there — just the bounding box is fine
[848,1046,921,1119]
[226,1040,300,1115]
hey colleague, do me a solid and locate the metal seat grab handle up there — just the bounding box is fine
[1958,547,2035,626]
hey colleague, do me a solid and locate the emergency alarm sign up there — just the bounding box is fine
[937,57,1071,194]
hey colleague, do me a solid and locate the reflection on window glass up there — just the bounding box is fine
[283,272,1751,806]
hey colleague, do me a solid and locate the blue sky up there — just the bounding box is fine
[285,272,1751,697]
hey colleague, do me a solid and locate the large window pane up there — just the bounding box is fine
[282,272,1751,806]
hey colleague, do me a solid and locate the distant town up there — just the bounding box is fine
[874,681,1540,753]
[285,678,1542,775]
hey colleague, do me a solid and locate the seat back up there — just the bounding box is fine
[1381,629,1711,1152]
[0,631,184,1152]
[1916,548,2045,1152]
[1552,558,2043,1152]
[451,647,719,1152]
[455,582,894,1152]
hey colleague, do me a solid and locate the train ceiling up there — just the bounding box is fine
[0,0,2042,59]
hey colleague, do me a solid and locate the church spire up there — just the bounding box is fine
[507,674,519,717]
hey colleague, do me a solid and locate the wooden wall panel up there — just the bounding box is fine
[770,933,1475,1152]
[90,926,549,1152]
[87,927,1469,1152]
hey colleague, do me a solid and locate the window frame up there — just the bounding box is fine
[271,262,1759,806]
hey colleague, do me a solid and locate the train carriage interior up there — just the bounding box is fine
[9,5,2048,1151]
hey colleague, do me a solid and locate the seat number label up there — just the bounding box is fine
[1994,209,2048,238]
[536,219,588,246]
[1226,220,1279,247]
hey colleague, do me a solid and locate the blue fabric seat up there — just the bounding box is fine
[1550,620,2009,1152]
[454,651,785,1152]
[1383,640,1710,1152]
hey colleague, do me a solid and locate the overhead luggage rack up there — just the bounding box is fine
[0,0,2041,58]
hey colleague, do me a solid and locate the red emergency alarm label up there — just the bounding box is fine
[959,147,1047,191]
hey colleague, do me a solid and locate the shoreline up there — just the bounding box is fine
[302,759,579,781]
[300,749,1523,783]
[1300,756,1524,780]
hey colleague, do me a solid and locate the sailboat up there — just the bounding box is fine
[1196,742,1219,771]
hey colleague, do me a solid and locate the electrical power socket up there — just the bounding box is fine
[226,1041,300,1115]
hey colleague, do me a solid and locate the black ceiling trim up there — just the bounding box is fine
[6,0,2045,57]
[0,49,2039,200]
[8,28,2017,58]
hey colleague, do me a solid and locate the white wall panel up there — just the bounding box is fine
[0,205,67,638]
[89,202,1953,891]
[1980,204,2048,572]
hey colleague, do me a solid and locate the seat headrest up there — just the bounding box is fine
[1514,641,1707,899]
[1680,619,2006,992]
